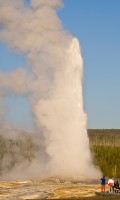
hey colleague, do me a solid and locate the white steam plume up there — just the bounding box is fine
[0,0,101,179]
[0,68,32,95]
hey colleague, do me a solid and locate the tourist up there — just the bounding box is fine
[114,180,119,193]
[100,176,106,192]
[108,177,114,193]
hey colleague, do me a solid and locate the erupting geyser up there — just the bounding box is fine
[0,0,101,179]
[36,38,100,178]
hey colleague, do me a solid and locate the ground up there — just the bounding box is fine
[0,177,119,200]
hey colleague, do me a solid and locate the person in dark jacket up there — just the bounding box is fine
[114,180,119,193]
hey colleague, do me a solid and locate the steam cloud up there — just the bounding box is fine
[0,0,101,179]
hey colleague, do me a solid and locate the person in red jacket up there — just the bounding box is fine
[108,177,114,193]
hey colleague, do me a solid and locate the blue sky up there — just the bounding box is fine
[59,0,120,128]
[0,0,120,129]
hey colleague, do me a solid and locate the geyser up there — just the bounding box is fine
[0,0,101,179]
[35,38,100,178]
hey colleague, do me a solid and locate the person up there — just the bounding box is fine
[114,180,119,193]
[108,177,114,193]
[100,176,106,192]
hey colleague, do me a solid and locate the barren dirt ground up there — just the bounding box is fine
[0,177,119,200]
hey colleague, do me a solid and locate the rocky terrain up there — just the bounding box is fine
[1,177,119,200]
[0,177,100,199]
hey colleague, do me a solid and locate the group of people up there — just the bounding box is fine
[101,176,120,193]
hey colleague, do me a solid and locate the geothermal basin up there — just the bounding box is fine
[0,177,101,200]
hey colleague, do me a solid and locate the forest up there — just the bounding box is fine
[88,129,120,178]
[0,129,120,178]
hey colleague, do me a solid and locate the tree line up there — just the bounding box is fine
[88,129,120,178]
[0,129,120,178]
